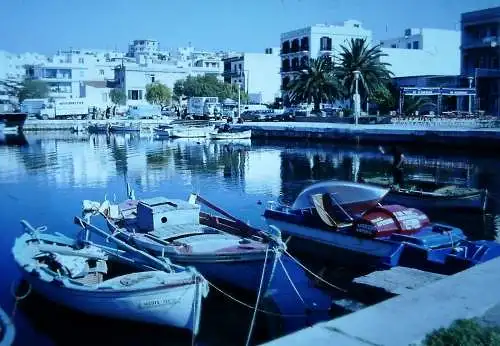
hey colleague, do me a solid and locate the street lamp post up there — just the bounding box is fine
[238,82,241,118]
[353,70,361,125]
[467,76,474,115]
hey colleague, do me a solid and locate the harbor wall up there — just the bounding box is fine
[261,257,500,346]
[233,122,500,148]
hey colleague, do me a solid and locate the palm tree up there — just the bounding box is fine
[286,57,342,114]
[337,38,393,100]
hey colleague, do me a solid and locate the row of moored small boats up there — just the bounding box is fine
[7,179,496,344]
[87,122,252,140]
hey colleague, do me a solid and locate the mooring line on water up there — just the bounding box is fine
[245,246,270,346]
[278,257,306,305]
[10,280,32,318]
[204,274,314,318]
[284,249,347,293]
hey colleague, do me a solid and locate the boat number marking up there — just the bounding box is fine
[139,297,182,309]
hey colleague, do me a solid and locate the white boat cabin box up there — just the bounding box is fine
[136,197,200,232]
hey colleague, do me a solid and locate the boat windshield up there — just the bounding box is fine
[291,181,389,212]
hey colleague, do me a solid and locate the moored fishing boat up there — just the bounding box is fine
[109,122,141,133]
[87,122,110,133]
[153,124,174,137]
[83,195,285,293]
[169,127,210,138]
[264,180,500,274]
[12,220,208,334]
[361,176,488,212]
[208,129,252,140]
[0,305,15,346]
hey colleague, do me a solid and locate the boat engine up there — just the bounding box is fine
[354,204,430,238]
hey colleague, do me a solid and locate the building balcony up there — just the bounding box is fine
[462,36,499,49]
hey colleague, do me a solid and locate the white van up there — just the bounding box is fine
[126,104,162,119]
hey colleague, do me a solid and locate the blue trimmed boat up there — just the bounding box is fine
[264,180,500,274]
[0,305,15,346]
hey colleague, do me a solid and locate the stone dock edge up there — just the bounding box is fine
[261,257,500,346]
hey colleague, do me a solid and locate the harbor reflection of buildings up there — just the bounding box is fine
[278,145,482,205]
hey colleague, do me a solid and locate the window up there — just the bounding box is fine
[99,69,105,75]
[391,44,397,48]
[78,58,84,64]
[407,43,411,49]
[151,75,155,83]
[320,37,332,51]
[412,41,419,49]
[127,90,143,100]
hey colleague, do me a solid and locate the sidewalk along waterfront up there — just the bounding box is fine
[233,122,500,148]
[261,256,500,346]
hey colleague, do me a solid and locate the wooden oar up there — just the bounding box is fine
[73,216,172,273]
[191,194,265,236]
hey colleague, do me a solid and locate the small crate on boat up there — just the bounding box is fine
[136,197,200,232]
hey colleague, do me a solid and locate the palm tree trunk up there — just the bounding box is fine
[313,100,321,114]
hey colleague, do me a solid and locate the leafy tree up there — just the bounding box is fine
[2,79,49,102]
[173,75,248,103]
[287,57,342,113]
[109,88,126,105]
[371,84,396,114]
[337,38,393,101]
[145,82,172,106]
[403,95,435,115]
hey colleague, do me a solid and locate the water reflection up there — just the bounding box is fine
[1,132,500,345]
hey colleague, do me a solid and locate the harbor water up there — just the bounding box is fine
[0,131,499,345]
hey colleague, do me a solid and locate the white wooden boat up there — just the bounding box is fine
[208,130,252,140]
[153,125,174,137]
[12,220,208,334]
[169,127,210,138]
[0,305,15,346]
[83,195,286,293]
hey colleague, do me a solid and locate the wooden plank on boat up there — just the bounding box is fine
[352,267,446,296]
[150,224,208,240]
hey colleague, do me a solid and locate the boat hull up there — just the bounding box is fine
[0,112,27,129]
[382,189,487,212]
[208,130,251,140]
[264,214,403,268]
[109,126,140,133]
[19,269,200,331]
[170,128,209,138]
[116,231,277,293]
[0,306,15,346]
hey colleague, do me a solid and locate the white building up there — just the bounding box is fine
[18,39,224,106]
[280,20,372,89]
[115,57,223,106]
[223,48,281,104]
[379,28,461,78]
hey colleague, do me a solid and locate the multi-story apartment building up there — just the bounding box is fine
[223,48,281,104]
[280,20,372,90]
[461,6,500,116]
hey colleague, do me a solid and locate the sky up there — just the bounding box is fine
[1,0,499,55]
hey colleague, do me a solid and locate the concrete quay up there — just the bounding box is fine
[233,122,500,148]
[261,257,500,346]
[21,118,216,131]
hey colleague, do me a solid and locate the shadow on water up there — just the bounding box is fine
[0,132,29,147]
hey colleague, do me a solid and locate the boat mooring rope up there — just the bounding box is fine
[278,257,305,305]
[245,246,270,346]
[283,249,347,293]
[10,280,32,318]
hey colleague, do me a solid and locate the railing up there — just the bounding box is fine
[390,116,499,128]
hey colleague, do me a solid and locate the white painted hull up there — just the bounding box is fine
[170,127,210,138]
[0,306,15,346]
[21,271,200,330]
[208,130,252,140]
